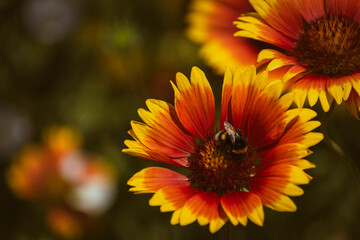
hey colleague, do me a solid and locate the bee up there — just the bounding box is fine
[214,122,248,155]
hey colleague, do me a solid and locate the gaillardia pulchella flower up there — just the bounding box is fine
[235,0,360,113]
[186,0,259,73]
[123,66,323,233]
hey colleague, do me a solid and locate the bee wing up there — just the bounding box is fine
[224,121,239,145]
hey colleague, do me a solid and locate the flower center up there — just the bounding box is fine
[294,15,360,77]
[187,138,256,195]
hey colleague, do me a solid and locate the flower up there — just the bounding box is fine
[123,66,323,233]
[186,0,259,73]
[235,0,360,113]
[7,126,81,200]
[7,126,116,238]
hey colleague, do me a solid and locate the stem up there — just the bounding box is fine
[224,222,230,240]
[320,102,360,180]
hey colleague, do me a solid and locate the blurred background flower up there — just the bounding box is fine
[0,0,359,239]
[186,0,258,73]
[7,126,117,239]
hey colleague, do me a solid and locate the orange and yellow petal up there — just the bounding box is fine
[171,67,215,139]
[151,188,227,233]
[246,79,289,147]
[123,98,198,167]
[178,192,226,233]
[351,73,360,95]
[220,191,264,227]
[255,164,312,186]
[282,65,307,83]
[186,0,258,73]
[248,0,303,39]
[277,108,324,148]
[149,185,199,212]
[327,73,360,103]
[248,133,322,211]
[127,167,189,194]
[123,139,188,167]
[123,99,196,167]
[289,74,330,111]
[229,66,257,130]
[266,57,297,72]
[258,143,315,170]
[186,0,251,43]
[129,121,190,159]
[249,164,311,212]
[220,67,233,125]
[345,89,360,119]
[138,99,196,154]
[249,184,298,212]
[198,39,259,73]
[257,49,290,65]
[234,13,296,50]
[235,0,305,47]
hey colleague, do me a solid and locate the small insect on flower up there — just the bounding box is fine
[123,66,323,233]
[214,121,248,155]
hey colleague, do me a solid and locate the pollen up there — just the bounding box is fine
[187,138,256,195]
[294,14,360,77]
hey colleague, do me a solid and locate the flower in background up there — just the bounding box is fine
[235,0,360,114]
[186,0,259,73]
[123,66,323,233]
[7,126,116,239]
[46,207,84,239]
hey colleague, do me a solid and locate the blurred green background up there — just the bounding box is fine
[0,0,360,239]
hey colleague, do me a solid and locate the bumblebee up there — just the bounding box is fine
[214,122,248,155]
